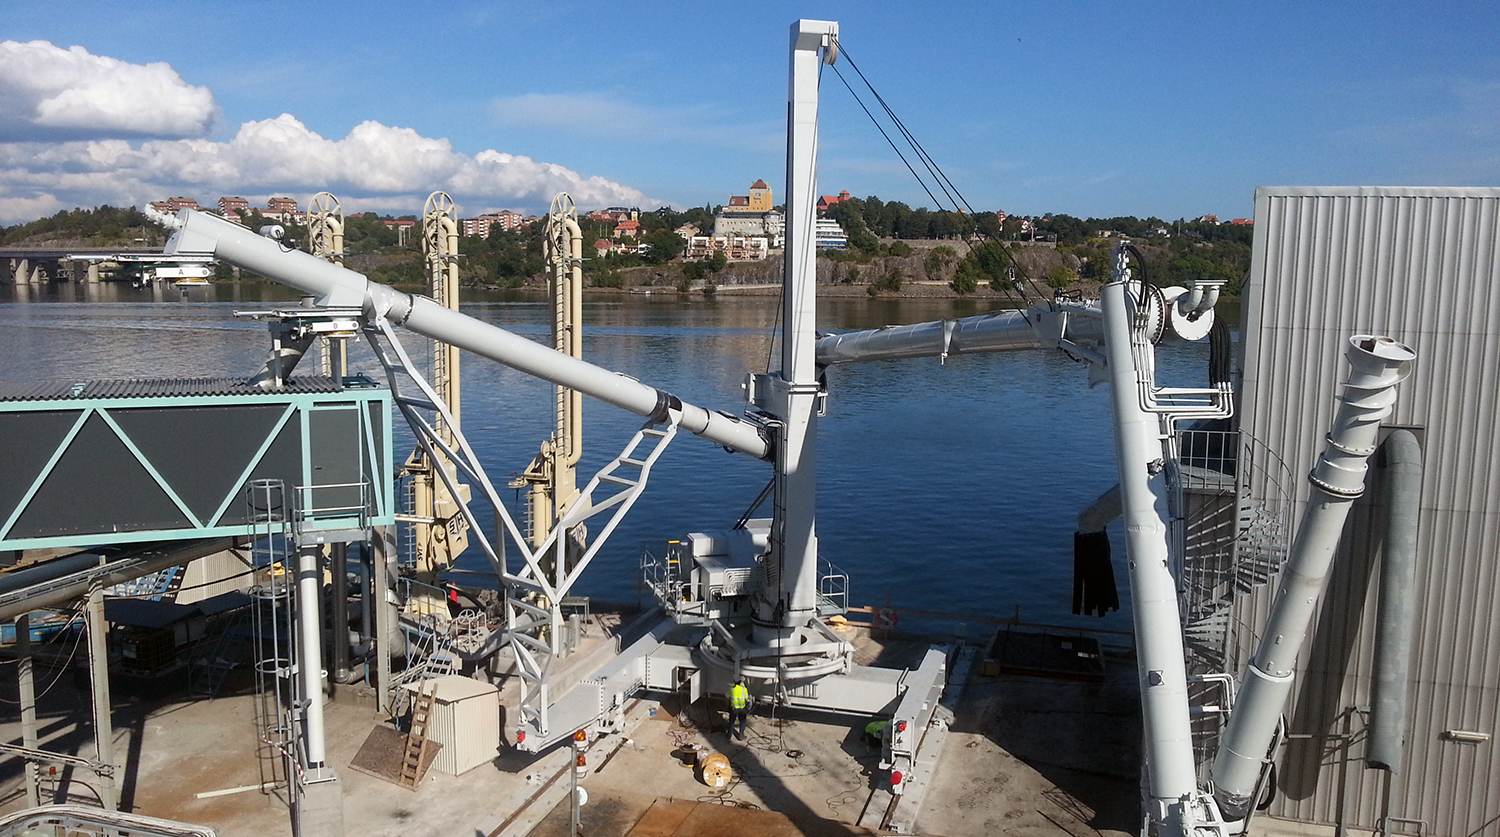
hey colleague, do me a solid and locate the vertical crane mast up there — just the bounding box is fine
[1100,248,1201,833]
[753,18,839,649]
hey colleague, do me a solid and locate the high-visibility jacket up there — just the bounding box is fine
[729,683,750,710]
[865,720,889,739]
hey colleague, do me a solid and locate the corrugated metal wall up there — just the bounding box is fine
[1234,187,1500,835]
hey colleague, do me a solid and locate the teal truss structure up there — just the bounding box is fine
[0,375,394,552]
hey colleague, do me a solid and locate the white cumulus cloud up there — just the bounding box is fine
[0,43,663,224]
[0,40,216,141]
[0,114,661,224]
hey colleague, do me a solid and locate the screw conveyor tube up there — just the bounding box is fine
[161,208,770,460]
[1211,335,1415,819]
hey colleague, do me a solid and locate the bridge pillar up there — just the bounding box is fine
[12,259,27,284]
[87,262,101,284]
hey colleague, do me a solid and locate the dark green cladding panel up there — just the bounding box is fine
[109,404,290,525]
[218,418,304,526]
[10,412,189,538]
[309,406,362,513]
[0,410,81,524]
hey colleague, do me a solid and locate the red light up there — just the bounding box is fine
[576,753,587,767]
[574,729,588,743]
[896,721,907,732]
[891,770,904,785]
[516,731,526,743]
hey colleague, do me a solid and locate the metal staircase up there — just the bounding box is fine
[189,607,252,697]
[106,565,182,600]
[392,617,458,692]
[1171,427,1294,780]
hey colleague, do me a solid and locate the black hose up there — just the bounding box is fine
[1256,762,1278,811]
[1209,316,1233,385]
[1124,244,1151,304]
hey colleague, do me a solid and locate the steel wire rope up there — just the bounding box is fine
[834,41,964,213]
[827,38,1050,307]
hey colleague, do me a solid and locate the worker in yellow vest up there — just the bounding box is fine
[728,680,750,740]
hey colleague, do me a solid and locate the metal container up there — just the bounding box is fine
[412,675,501,775]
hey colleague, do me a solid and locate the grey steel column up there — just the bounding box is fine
[16,613,39,807]
[330,544,351,683]
[84,587,117,809]
[372,526,398,717]
[295,545,327,766]
[1366,429,1423,772]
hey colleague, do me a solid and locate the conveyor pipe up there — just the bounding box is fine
[815,305,1103,366]
[1212,335,1415,819]
[161,208,769,460]
[1366,429,1423,772]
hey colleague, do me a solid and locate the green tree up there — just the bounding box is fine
[925,245,957,279]
[640,229,684,264]
[1045,264,1076,289]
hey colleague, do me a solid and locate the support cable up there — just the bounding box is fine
[830,37,1051,306]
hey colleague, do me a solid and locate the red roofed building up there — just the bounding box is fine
[613,218,641,239]
[1228,218,1253,226]
[817,190,851,213]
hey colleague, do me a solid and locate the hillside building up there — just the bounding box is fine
[815,218,847,250]
[217,197,249,218]
[684,235,769,262]
[816,190,851,213]
[714,179,784,248]
[461,210,529,238]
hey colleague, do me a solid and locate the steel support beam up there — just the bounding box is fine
[15,613,39,807]
[84,587,117,810]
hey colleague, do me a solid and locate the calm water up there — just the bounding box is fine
[0,282,1219,636]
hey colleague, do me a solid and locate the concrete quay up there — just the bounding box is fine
[0,616,1143,836]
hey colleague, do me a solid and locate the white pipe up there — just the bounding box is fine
[1212,335,1415,819]
[296,545,327,766]
[162,208,770,460]
[815,305,1105,365]
[1100,272,1198,831]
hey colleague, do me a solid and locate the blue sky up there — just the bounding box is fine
[2,1,1496,223]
